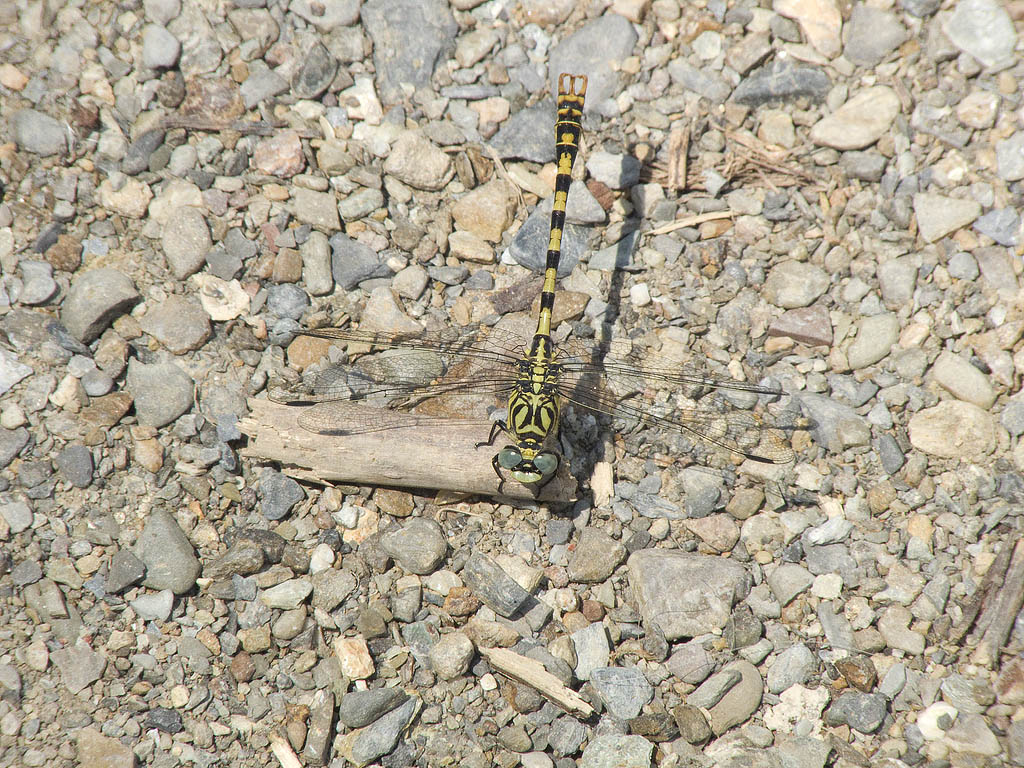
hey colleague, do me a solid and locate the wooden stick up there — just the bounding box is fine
[479,646,594,718]
[971,539,1024,667]
[239,398,577,503]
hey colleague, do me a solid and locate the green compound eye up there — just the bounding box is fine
[533,451,558,477]
[497,447,522,470]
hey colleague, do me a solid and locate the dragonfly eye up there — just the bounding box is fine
[533,451,558,477]
[497,447,522,470]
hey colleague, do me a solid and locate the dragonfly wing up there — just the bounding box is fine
[556,370,796,465]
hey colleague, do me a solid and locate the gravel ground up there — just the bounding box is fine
[2,0,1024,767]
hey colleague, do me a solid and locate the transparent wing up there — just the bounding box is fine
[269,325,530,434]
[554,337,796,464]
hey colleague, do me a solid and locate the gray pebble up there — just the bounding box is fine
[429,631,474,679]
[489,100,553,163]
[162,206,211,279]
[877,255,917,307]
[974,207,1021,246]
[61,267,140,344]
[10,109,66,156]
[876,433,906,474]
[586,151,641,190]
[224,227,257,261]
[139,295,212,354]
[0,348,33,398]
[300,231,334,295]
[203,539,264,580]
[767,643,816,693]
[265,283,310,321]
[548,715,587,757]
[17,260,57,305]
[667,642,714,684]
[144,0,180,26]
[339,188,385,221]
[843,5,906,66]
[131,588,175,621]
[0,423,27,468]
[840,152,887,182]
[688,667,742,709]
[670,59,732,104]
[732,60,830,106]
[566,528,625,583]
[330,233,387,290]
[310,568,357,612]
[55,444,93,488]
[291,41,337,100]
[349,696,417,766]
[942,0,1016,69]
[825,691,888,733]
[762,261,829,308]
[260,578,312,610]
[361,0,456,105]
[240,64,289,109]
[10,558,43,587]
[107,549,147,593]
[81,368,114,397]
[629,550,749,639]
[125,359,194,428]
[590,666,653,720]
[549,14,637,108]
[142,24,181,69]
[205,248,243,280]
[947,251,979,280]
[996,132,1024,182]
[572,622,610,681]
[462,551,530,618]
[51,642,107,694]
[381,518,448,575]
[766,563,813,606]
[846,313,899,370]
[259,468,305,521]
[135,507,200,594]
[338,688,409,729]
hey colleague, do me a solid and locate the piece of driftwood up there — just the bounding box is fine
[478,646,594,718]
[239,398,577,503]
[949,535,1016,644]
[971,538,1024,667]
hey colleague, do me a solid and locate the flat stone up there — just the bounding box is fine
[942,0,1017,69]
[290,188,341,231]
[908,400,997,460]
[61,268,140,344]
[566,528,626,583]
[931,351,996,409]
[51,641,107,694]
[775,0,842,57]
[847,313,899,369]
[913,193,981,242]
[843,5,906,66]
[382,131,453,191]
[590,666,653,720]
[761,260,830,308]
[135,507,201,594]
[810,86,900,150]
[125,359,194,428]
[628,550,749,640]
[10,108,66,156]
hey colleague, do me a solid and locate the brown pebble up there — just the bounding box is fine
[835,656,877,692]
[230,651,256,682]
[444,587,480,617]
[46,234,82,272]
[581,599,605,622]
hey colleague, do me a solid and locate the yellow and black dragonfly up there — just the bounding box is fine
[273,74,798,493]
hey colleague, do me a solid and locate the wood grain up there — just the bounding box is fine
[239,398,577,503]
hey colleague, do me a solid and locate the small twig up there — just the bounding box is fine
[971,539,1024,667]
[667,125,690,191]
[647,210,734,236]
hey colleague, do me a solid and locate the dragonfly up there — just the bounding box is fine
[273,73,799,493]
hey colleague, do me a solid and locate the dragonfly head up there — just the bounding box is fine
[497,446,559,484]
